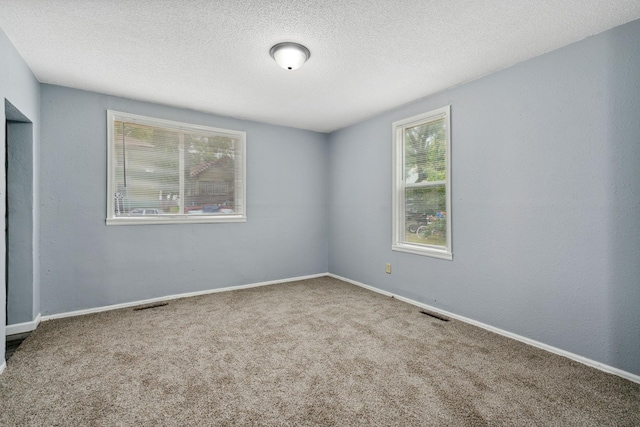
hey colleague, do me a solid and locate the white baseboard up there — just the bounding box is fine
[41,273,327,321]
[0,361,6,375]
[328,273,640,385]
[6,313,41,336]
[31,271,640,384]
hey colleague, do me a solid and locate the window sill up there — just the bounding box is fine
[392,243,453,260]
[106,214,246,226]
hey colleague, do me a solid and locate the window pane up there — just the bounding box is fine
[404,117,446,184]
[108,110,246,224]
[183,132,237,215]
[404,186,447,247]
[113,121,179,216]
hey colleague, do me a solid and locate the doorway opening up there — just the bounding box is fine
[4,99,34,361]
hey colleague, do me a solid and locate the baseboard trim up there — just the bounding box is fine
[0,361,6,375]
[6,313,41,336]
[33,271,640,384]
[328,273,640,385]
[41,273,327,322]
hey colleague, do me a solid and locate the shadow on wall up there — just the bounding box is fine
[5,99,34,327]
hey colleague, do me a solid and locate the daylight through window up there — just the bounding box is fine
[392,106,451,259]
[107,111,246,225]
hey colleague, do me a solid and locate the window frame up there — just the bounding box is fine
[106,110,247,225]
[392,106,452,260]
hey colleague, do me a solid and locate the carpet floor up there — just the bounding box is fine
[1,276,638,426]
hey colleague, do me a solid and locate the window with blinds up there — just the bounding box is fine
[106,111,246,225]
[392,106,452,259]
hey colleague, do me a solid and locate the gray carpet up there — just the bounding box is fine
[1,277,638,426]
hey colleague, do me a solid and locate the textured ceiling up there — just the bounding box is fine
[1,1,639,133]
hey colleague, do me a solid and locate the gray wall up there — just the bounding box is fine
[0,28,41,362]
[7,119,34,324]
[40,85,329,315]
[328,19,640,376]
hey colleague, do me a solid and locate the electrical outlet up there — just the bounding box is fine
[386,263,391,274]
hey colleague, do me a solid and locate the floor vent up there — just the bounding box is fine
[420,310,450,322]
[133,302,168,311]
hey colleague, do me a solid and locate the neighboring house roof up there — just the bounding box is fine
[189,162,213,177]
[189,157,233,178]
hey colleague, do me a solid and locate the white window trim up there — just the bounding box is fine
[392,106,452,260]
[106,110,247,225]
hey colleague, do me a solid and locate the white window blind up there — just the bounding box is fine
[392,106,452,259]
[107,111,246,225]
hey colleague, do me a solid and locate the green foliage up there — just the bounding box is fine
[412,218,446,246]
[114,121,154,143]
[424,218,446,236]
[185,133,236,164]
[404,118,446,183]
[405,186,446,219]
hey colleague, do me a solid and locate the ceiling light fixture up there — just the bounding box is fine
[269,42,310,71]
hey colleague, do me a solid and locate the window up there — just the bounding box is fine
[213,182,228,196]
[107,111,246,225]
[392,106,451,260]
[199,181,214,196]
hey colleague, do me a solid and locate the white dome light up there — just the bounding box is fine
[269,42,310,71]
